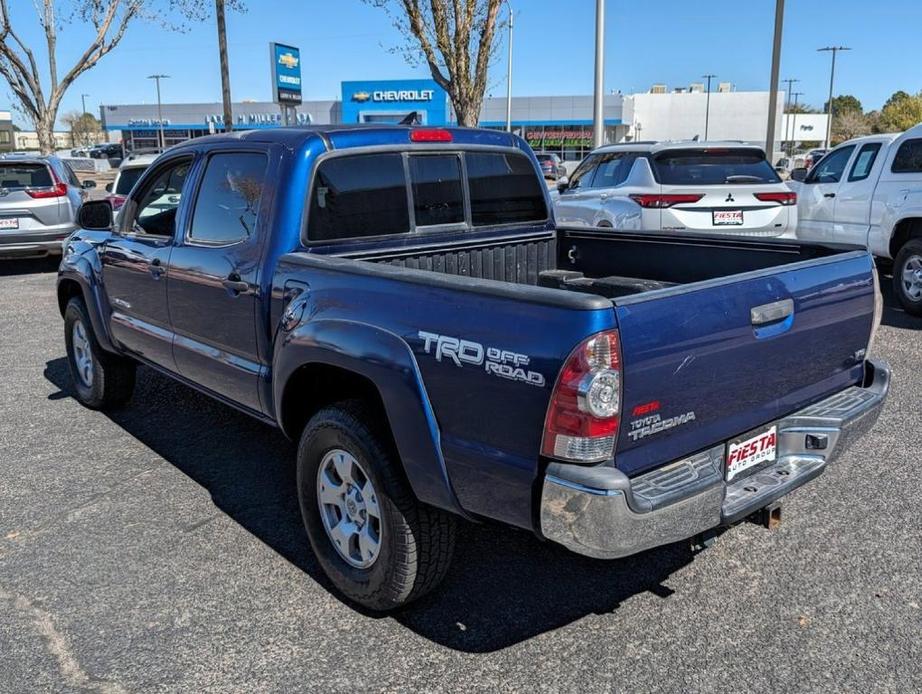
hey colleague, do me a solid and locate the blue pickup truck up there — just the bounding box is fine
[58,125,889,610]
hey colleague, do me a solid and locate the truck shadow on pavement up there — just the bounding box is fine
[878,268,922,330]
[0,257,60,277]
[43,357,696,653]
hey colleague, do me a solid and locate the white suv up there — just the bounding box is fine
[553,142,797,237]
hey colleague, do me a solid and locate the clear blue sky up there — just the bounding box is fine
[6,0,921,127]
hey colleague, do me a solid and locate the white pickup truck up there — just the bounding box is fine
[790,124,922,315]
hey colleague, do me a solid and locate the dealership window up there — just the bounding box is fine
[189,153,268,244]
[0,130,10,145]
[466,152,546,225]
[409,154,464,227]
[307,153,410,241]
[891,139,922,173]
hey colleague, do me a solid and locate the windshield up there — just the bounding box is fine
[653,149,781,185]
[0,163,52,189]
[115,166,147,195]
[536,154,554,162]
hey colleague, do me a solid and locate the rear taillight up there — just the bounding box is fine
[754,191,797,206]
[26,182,67,199]
[108,194,127,211]
[629,193,704,208]
[867,262,884,358]
[410,128,453,142]
[542,329,623,463]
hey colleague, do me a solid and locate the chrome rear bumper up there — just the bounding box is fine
[539,359,890,560]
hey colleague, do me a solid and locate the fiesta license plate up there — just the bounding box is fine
[713,209,744,226]
[726,425,777,481]
[0,218,19,230]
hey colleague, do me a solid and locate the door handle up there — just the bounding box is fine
[222,272,250,295]
[823,192,836,198]
[148,257,165,279]
[751,298,794,325]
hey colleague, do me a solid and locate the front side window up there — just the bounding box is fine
[848,143,882,182]
[409,154,464,227]
[131,158,192,237]
[188,152,267,245]
[115,166,147,195]
[466,152,547,226]
[805,145,855,184]
[891,138,922,173]
[308,153,409,242]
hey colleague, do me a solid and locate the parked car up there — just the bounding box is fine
[803,148,828,170]
[59,125,888,611]
[789,124,922,314]
[0,154,95,258]
[90,143,123,160]
[70,147,91,158]
[535,152,566,179]
[553,142,797,237]
[105,152,159,211]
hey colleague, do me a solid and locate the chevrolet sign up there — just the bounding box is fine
[352,91,371,102]
[372,89,434,103]
[278,52,299,70]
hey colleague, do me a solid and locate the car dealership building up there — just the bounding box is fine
[100,78,812,162]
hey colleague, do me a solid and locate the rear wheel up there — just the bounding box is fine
[893,239,922,316]
[297,400,456,611]
[64,297,136,409]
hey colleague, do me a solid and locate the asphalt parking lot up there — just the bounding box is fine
[1,258,920,693]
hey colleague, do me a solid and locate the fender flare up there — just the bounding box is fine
[273,318,468,518]
[57,246,117,354]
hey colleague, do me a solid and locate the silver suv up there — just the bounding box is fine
[0,154,94,259]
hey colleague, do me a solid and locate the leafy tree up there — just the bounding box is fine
[363,0,504,126]
[62,110,101,147]
[787,102,819,115]
[883,90,910,111]
[831,109,870,145]
[880,91,922,132]
[824,94,862,115]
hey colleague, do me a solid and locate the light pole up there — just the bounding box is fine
[504,0,513,133]
[764,0,785,162]
[702,74,716,140]
[592,0,605,148]
[147,74,169,150]
[216,0,233,133]
[781,77,799,152]
[818,46,851,149]
[788,90,803,158]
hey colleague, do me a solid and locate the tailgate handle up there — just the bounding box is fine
[751,299,794,326]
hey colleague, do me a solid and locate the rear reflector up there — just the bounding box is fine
[754,191,797,206]
[26,182,67,199]
[629,193,704,208]
[542,330,623,464]
[410,128,453,142]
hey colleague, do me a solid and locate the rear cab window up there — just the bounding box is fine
[891,138,922,173]
[306,149,547,243]
[653,148,781,185]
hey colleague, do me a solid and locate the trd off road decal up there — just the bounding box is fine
[418,331,546,387]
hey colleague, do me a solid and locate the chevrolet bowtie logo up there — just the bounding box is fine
[278,52,299,70]
[352,91,371,102]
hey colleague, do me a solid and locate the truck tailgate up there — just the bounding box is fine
[614,250,876,477]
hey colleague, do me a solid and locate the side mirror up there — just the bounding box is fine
[105,182,113,192]
[82,179,97,189]
[790,167,808,182]
[77,200,114,230]
[557,176,570,192]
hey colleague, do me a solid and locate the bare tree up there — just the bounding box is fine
[364,0,504,127]
[62,110,101,146]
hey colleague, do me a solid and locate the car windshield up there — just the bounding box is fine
[653,149,781,185]
[115,166,147,195]
[0,163,52,189]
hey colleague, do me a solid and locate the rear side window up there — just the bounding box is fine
[0,163,52,189]
[653,149,781,185]
[466,152,547,226]
[308,153,409,241]
[567,154,600,190]
[409,154,464,227]
[848,143,882,181]
[588,152,637,188]
[189,152,268,245]
[891,139,922,173]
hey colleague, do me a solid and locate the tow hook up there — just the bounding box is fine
[690,528,719,552]
[750,502,782,530]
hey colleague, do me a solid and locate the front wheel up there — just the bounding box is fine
[893,239,922,316]
[297,400,456,611]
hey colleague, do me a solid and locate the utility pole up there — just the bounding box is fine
[818,46,851,149]
[147,74,169,150]
[592,0,605,148]
[216,0,233,133]
[81,93,90,116]
[788,91,803,157]
[702,74,716,140]
[781,77,799,152]
[505,0,513,133]
[764,0,785,162]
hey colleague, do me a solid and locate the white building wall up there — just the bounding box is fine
[628,91,785,148]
